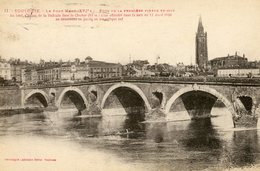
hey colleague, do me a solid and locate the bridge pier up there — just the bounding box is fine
[45,93,58,111]
[45,103,58,112]
[146,108,166,121]
[81,103,101,115]
[230,93,259,128]
[232,100,258,128]
[21,89,25,108]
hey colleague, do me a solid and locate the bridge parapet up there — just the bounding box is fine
[20,76,260,89]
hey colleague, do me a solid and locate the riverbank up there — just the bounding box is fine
[0,107,44,116]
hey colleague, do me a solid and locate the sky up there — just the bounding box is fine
[0,0,260,65]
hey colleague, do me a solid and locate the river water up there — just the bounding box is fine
[0,107,260,171]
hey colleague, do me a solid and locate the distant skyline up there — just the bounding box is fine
[0,0,260,65]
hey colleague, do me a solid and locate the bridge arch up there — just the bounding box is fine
[101,82,152,111]
[56,87,88,110]
[24,90,49,108]
[165,85,236,117]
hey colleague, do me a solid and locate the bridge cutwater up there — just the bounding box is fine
[1,77,260,128]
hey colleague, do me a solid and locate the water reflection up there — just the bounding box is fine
[102,114,127,135]
[181,118,222,150]
[101,108,146,137]
[146,122,168,143]
[124,112,145,132]
[65,117,102,137]
[0,107,260,170]
[228,130,259,167]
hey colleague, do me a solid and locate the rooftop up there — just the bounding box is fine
[87,60,121,67]
[210,53,247,61]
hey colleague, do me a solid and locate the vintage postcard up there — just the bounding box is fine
[0,0,260,170]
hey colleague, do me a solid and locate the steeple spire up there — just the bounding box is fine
[199,15,202,23]
[195,15,208,69]
[197,16,204,33]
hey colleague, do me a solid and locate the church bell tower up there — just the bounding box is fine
[195,16,208,69]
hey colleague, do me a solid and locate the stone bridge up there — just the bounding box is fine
[18,78,260,127]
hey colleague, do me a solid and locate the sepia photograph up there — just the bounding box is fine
[0,0,260,170]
